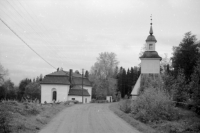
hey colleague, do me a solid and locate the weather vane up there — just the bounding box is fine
[150,14,152,25]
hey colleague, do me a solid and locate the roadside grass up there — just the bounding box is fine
[0,100,71,133]
[109,102,158,133]
[113,100,200,133]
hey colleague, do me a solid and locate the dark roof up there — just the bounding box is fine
[146,35,157,42]
[47,71,67,76]
[47,70,83,77]
[40,76,70,85]
[68,88,90,96]
[140,51,162,60]
[41,70,91,86]
[71,77,91,86]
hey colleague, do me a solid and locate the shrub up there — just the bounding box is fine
[0,104,12,133]
[131,87,179,123]
[90,99,96,103]
[119,99,132,113]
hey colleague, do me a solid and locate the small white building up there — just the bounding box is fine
[40,69,92,103]
[131,22,162,99]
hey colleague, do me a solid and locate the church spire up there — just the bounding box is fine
[149,14,153,35]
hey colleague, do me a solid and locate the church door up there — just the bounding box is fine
[52,91,57,101]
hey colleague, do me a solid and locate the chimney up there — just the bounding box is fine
[69,69,73,84]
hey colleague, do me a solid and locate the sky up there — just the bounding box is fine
[0,0,200,86]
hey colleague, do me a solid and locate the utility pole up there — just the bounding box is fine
[82,69,84,104]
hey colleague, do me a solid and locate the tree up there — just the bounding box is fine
[190,58,200,114]
[24,82,41,101]
[3,79,15,99]
[0,63,8,85]
[172,32,200,82]
[85,70,89,78]
[91,52,119,80]
[18,78,31,100]
[90,52,119,99]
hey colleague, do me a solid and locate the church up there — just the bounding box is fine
[40,69,92,104]
[131,19,162,99]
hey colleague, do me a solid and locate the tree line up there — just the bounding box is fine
[117,66,140,98]
[0,70,43,101]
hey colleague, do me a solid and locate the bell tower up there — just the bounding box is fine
[140,15,162,74]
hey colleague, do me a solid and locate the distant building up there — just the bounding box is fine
[131,21,162,99]
[40,69,92,103]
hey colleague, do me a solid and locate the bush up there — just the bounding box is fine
[0,104,12,133]
[90,99,108,103]
[119,99,132,113]
[131,87,179,123]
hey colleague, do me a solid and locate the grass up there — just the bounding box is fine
[109,102,158,133]
[111,100,200,133]
[0,100,72,133]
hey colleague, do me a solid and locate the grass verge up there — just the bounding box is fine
[0,100,72,133]
[109,102,158,133]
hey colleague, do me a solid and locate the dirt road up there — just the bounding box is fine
[39,103,140,133]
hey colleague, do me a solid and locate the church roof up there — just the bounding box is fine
[68,88,90,96]
[40,70,92,86]
[146,34,157,42]
[40,76,71,85]
[140,51,162,60]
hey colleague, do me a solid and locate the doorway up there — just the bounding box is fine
[52,88,57,102]
[85,98,87,103]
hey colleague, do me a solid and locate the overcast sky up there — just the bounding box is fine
[0,0,200,85]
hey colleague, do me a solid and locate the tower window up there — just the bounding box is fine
[149,44,153,50]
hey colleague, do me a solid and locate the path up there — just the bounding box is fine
[39,103,140,133]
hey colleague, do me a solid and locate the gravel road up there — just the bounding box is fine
[39,103,140,133]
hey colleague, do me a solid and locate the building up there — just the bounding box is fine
[131,21,162,100]
[40,69,92,103]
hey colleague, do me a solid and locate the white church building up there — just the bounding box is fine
[40,69,92,104]
[131,21,162,99]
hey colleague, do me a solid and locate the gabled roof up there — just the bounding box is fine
[140,51,162,60]
[68,88,90,96]
[40,76,70,85]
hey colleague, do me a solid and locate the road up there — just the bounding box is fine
[39,103,140,133]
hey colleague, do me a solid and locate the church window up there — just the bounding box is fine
[149,44,153,50]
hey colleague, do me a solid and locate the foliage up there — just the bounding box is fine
[172,69,189,103]
[90,52,119,80]
[0,104,12,133]
[172,32,200,82]
[139,74,162,93]
[90,52,119,98]
[90,99,108,103]
[24,82,41,101]
[131,87,179,123]
[117,67,140,98]
[190,58,200,114]
[119,99,132,113]
[18,78,31,100]
[0,63,8,85]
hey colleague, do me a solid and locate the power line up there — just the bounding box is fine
[0,17,56,69]
[1,0,64,66]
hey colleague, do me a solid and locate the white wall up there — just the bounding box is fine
[141,59,160,74]
[41,84,70,103]
[106,96,112,102]
[83,86,92,102]
[68,95,90,103]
